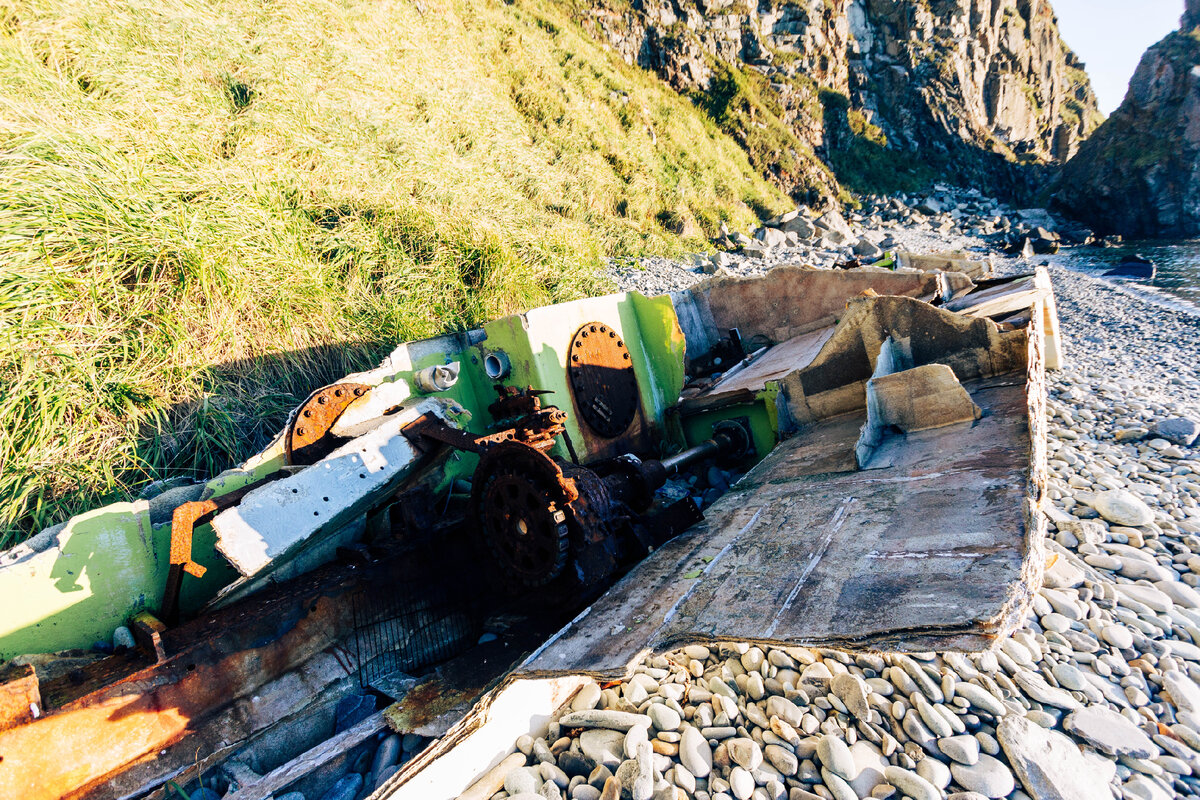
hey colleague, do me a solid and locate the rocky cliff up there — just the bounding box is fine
[570,0,1102,205]
[1054,2,1200,239]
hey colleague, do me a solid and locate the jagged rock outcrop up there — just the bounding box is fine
[1054,1,1200,238]
[572,0,1102,204]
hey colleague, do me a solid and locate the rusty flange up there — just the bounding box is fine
[567,322,638,439]
[284,383,371,465]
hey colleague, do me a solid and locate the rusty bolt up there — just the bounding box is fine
[297,427,306,435]
[353,387,364,396]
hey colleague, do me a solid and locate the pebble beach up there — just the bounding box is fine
[474,194,1200,800]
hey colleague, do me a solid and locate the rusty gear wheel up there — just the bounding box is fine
[471,442,575,588]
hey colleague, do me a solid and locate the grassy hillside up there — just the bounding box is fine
[0,0,788,547]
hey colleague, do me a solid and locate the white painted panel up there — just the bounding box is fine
[213,398,450,577]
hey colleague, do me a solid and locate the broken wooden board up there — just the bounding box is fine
[696,327,834,399]
[897,251,992,280]
[376,675,588,800]
[213,399,452,579]
[672,266,953,366]
[0,562,360,800]
[518,374,1043,678]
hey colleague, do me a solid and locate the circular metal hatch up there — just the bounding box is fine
[567,322,639,439]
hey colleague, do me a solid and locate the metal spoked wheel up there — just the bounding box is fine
[472,443,573,588]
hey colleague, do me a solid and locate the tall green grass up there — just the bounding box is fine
[0,0,788,547]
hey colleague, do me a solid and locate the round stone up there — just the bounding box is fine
[917,755,951,789]
[505,766,541,796]
[883,765,939,800]
[1101,624,1134,649]
[729,766,754,800]
[950,754,1015,799]
[647,703,681,732]
[580,729,625,768]
[679,726,711,778]
[764,743,799,776]
[938,734,980,765]
[727,737,762,770]
[816,734,857,780]
[1092,489,1154,526]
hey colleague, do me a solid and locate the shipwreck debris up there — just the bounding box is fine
[0,256,1059,800]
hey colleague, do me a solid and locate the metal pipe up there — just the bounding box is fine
[659,438,723,474]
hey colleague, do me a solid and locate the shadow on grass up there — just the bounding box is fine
[6,337,400,550]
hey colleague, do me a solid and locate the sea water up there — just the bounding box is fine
[1057,239,1200,314]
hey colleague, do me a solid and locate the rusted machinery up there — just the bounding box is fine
[0,261,1062,800]
[405,385,750,591]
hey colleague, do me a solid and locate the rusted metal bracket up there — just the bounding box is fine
[402,389,568,455]
[129,612,168,663]
[160,472,287,626]
[285,383,371,465]
[402,414,516,454]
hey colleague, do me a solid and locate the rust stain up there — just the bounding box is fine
[285,383,370,465]
[0,565,357,800]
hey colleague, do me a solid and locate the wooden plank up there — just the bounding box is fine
[699,327,834,398]
[0,664,39,730]
[0,563,358,800]
[223,712,387,800]
[519,375,1038,678]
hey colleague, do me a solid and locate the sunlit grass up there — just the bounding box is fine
[0,0,789,546]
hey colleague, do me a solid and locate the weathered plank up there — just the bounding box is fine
[520,374,1040,678]
[222,712,387,800]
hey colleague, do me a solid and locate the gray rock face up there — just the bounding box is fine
[852,238,884,260]
[1055,18,1200,237]
[755,227,788,248]
[575,0,1100,205]
[998,715,1117,800]
[779,215,816,238]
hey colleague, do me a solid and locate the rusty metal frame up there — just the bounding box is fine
[160,472,286,625]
